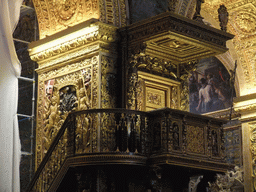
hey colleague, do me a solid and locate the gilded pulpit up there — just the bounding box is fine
[29,17,121,169]
[27,0,236,191]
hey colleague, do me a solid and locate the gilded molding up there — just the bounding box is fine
[120,12,233,52]
[29,22,118,63]
[250,123,256,190]
[235,103,256,113]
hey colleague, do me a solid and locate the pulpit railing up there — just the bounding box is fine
[148,108,226,160]
[26,109,148,192]
[26,108,227,192]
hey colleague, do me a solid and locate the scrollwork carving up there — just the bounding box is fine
[180,61,197,111]
[131,54,178,79]
[250,123,256,190]
[33,0,100,38]
[186,125,204,154]
[36,57,97,166]
[101,55,117,109]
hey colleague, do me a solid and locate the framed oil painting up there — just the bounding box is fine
[189,57,235,114]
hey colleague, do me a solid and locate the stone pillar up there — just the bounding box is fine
[234,93,256,192]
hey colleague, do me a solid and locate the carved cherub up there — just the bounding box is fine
[78,87,90,110]
[44,92,60,137]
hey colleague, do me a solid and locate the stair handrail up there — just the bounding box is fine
[26,113,73,191]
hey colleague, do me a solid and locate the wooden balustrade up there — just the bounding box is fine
[26,108,227,192]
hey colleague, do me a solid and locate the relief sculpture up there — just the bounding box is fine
[43,88,61,152]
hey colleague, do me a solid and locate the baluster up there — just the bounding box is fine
[140,114,146,154]
[126,114,130,153]
[134,114,139,154]
[67,114,76,157]
[115,113,120,152]
[162,112,168,152]
[182,116,187,154]
[167,116,172,152]
[129,114,136,152]
[120,113,127,152]
[110,113,115,152]
[207,122,212,158]
[219,125,225,159]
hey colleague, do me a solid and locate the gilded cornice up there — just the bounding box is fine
[120,11,233,47]
[235,104,256,113]
[119,11,234,64]
[29,21,118,65]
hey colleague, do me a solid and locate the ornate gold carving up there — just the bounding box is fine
[235,12,256,34]
[147,92,162,106]
[250,123,256,190]
[171,86,179,109]
[76,113,92,154]
[137,71,181,111]
[136,78,144,111]
[99,0,127,27]
[235,103,256,113]
[146,88,165,109]
[32,0,127,39]
[133,54,178,78]
[101,55,117,109]
[32,0,100,38]
[92,62,99,109]
[186,125,205,154]
[29,22,118,63]
[36,57,98,167]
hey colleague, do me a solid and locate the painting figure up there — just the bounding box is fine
[189,57,235,114]
[196,78,213,113]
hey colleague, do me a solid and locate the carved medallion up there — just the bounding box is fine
[235,12,256,34]
[54,0,78,21]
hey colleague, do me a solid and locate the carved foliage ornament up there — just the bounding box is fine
[33,0,99,38]
[36,56,98,167]
[250,123,256,190]
[130,54,178,79]
[30,23,118,63]
[101,55,117,109]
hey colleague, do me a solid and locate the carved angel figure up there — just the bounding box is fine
[78,87,90,110]
[218,4,229,31]
[208,166,244,192]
